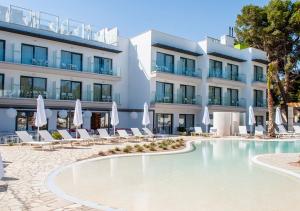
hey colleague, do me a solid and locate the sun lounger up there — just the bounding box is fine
[39,130,73,147]
[58,130,85,143]
[117,130,133,141]
[16,131,52,150]
[97,129,118,142]
[255,125,265,136]
[191,127,203,136]
[293,125,300,136]
[131,128,148,140]
[276,125,294,138]
[239,126,249,137]
[77,129,99,144]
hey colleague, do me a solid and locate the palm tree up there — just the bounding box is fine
[267,61,278,137]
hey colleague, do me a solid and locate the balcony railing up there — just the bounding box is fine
[151,91,201,105]
[0,88,121,104]
[152,61,202,78]
[208,69,246,83]
[253,75,267,83]
[253,100,267,108]
[208,97,246,107]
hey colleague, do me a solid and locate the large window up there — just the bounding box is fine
[60,80,81,100]
[255,116,264,126]
[16,111,47,131]
[209,86,222,105]
[93,83,112,102]
[209,59,222,77]
[254,89,264,107]
[0,73,4,96]
[57,111,78,130]
[21,44,48,66]
[179,85,196,104]
[94,56,112,74]
[254,65,264,81]
[179,114,194,131]
[227,63,239,80]
[156,52,174,73]
[227,88,239,106]
[61,50,82,71]
[0,40,5,61]
[20,76,47,98]
[180,57,195,73]
[156,82,173,103]
[156,113,173,134]
[91,112,110,130]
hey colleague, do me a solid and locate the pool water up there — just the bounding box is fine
[52,141,300,211]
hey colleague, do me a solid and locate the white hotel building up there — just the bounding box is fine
[0,5,268,135]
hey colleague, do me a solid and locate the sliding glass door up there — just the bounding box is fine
[156,113,173,134]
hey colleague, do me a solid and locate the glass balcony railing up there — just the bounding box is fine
[253,75,267,83]
[176,95,201,105]
[208,97,246,107]
[151,61,202,78]
[151,91,201,105]
[254,100,267,108]
[208,69,246,83]
[0,88,121,104]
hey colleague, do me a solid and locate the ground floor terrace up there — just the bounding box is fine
[0,137,300,211]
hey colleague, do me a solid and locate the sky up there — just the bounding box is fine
[2,0,268,41]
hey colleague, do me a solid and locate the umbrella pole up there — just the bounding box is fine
[76,127,78,139]
[206,125,208,133]
[37,127,39,141]
[113,125,115,135]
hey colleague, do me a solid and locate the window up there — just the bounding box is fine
[94,56,112,74]
[179,114,194,130]
[156,52,174,73]
[209,59,222,77]
[20,76,47,98]
[227,88,239,106]
[21,44,48,66]
[57,111,78,130]
[227,63,239,80]
[180,85,196,104]
[254,89,264,107]
[91,112,110,129]
[255,116,264,126]
[209,86,222,105]
[254,65,264,81]
[156,82,173,103]
[0,40,5,61]
[60,80,82,100]
[61,50,82,71]
[0,73,4,96]
[180,57,195,73]
[93,83,112,102]
[16,111,47,131]
[156,113,173,134]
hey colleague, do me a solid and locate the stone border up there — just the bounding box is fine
[47,140,196,211]
[252,154,300,180]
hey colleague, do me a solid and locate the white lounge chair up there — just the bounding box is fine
[117,130,133,141]
[276,125,294,138]
[16,131,52,150]
[255,125,265,136]
[293,125,300,136]
[77,129,99,144]
[58,130,85,144]
[39,130,73,147]
[192,127,203,136]
[131,128,148,140]
[97,129,118,142]
[239,126,249,137]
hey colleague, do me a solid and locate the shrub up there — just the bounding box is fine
[143,144,150,148]
[115,147,121,151]
[136,146,144,152]
[123,145,133,153]
[150,142,156,147]
[171,145,177,149]
[98,151,107,156]
[108,149,116,154]
[52,131,62,140]
[149,146,156,151]
[134,144,140,148]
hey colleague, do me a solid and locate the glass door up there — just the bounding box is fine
[156,113,173,134]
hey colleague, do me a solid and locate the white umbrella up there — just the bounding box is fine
[111,101,119,135]
[275,107,283,125]
[202,106,210,133]
[35,95,47,140]
[0,153,4,180]
[73,99,83,138]
[142,102,150,128]
[248,106,256,134]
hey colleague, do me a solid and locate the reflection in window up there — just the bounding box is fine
[94,57,112,74]
[61,50,82,71]
[16,111,47,131]
[21,44,48,66]
[20,76,47,98]
[93,83,112,102]
[60,80,81,100]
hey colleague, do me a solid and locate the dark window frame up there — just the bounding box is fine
[179,114,195,129]
[209,86,222,105]
[227,63,239,80]
[156,52,174,72]
[180,57,196,72]
[21,43,48,66]
[60,80,82,100]
[0,73,4,90]
[93,83,112,102]
[0,39,5,61]
[156,113,173,134]
[156,81,174,103]
[254,89,264,107]
[94,56,113,74]
[61,50,83,71]
[20,75,47,98]
[15,110,48,131]
[254,65,264,81]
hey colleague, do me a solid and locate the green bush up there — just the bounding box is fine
[149,146,156,151]
[136,146,144,152]
[123,145,133,153]
[52,131,62,140]
[143,144,150,148]
[134,144,140,148]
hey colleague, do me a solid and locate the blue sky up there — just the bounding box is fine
[2,0,268,40]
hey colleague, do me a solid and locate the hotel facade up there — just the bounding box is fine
[0,5,268,135]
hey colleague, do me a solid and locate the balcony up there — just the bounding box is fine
[208,97,246,107]
[208,69,246,83]
[253,100,267,108]
[151,61,202,78]
[151,91,201,106]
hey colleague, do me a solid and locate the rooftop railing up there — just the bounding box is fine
[0,4,119,46]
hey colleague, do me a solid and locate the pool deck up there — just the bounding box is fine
[0,137,299,211]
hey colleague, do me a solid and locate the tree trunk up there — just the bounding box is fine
[267,61,277,137]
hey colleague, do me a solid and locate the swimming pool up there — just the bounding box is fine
[49,140,300,211]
